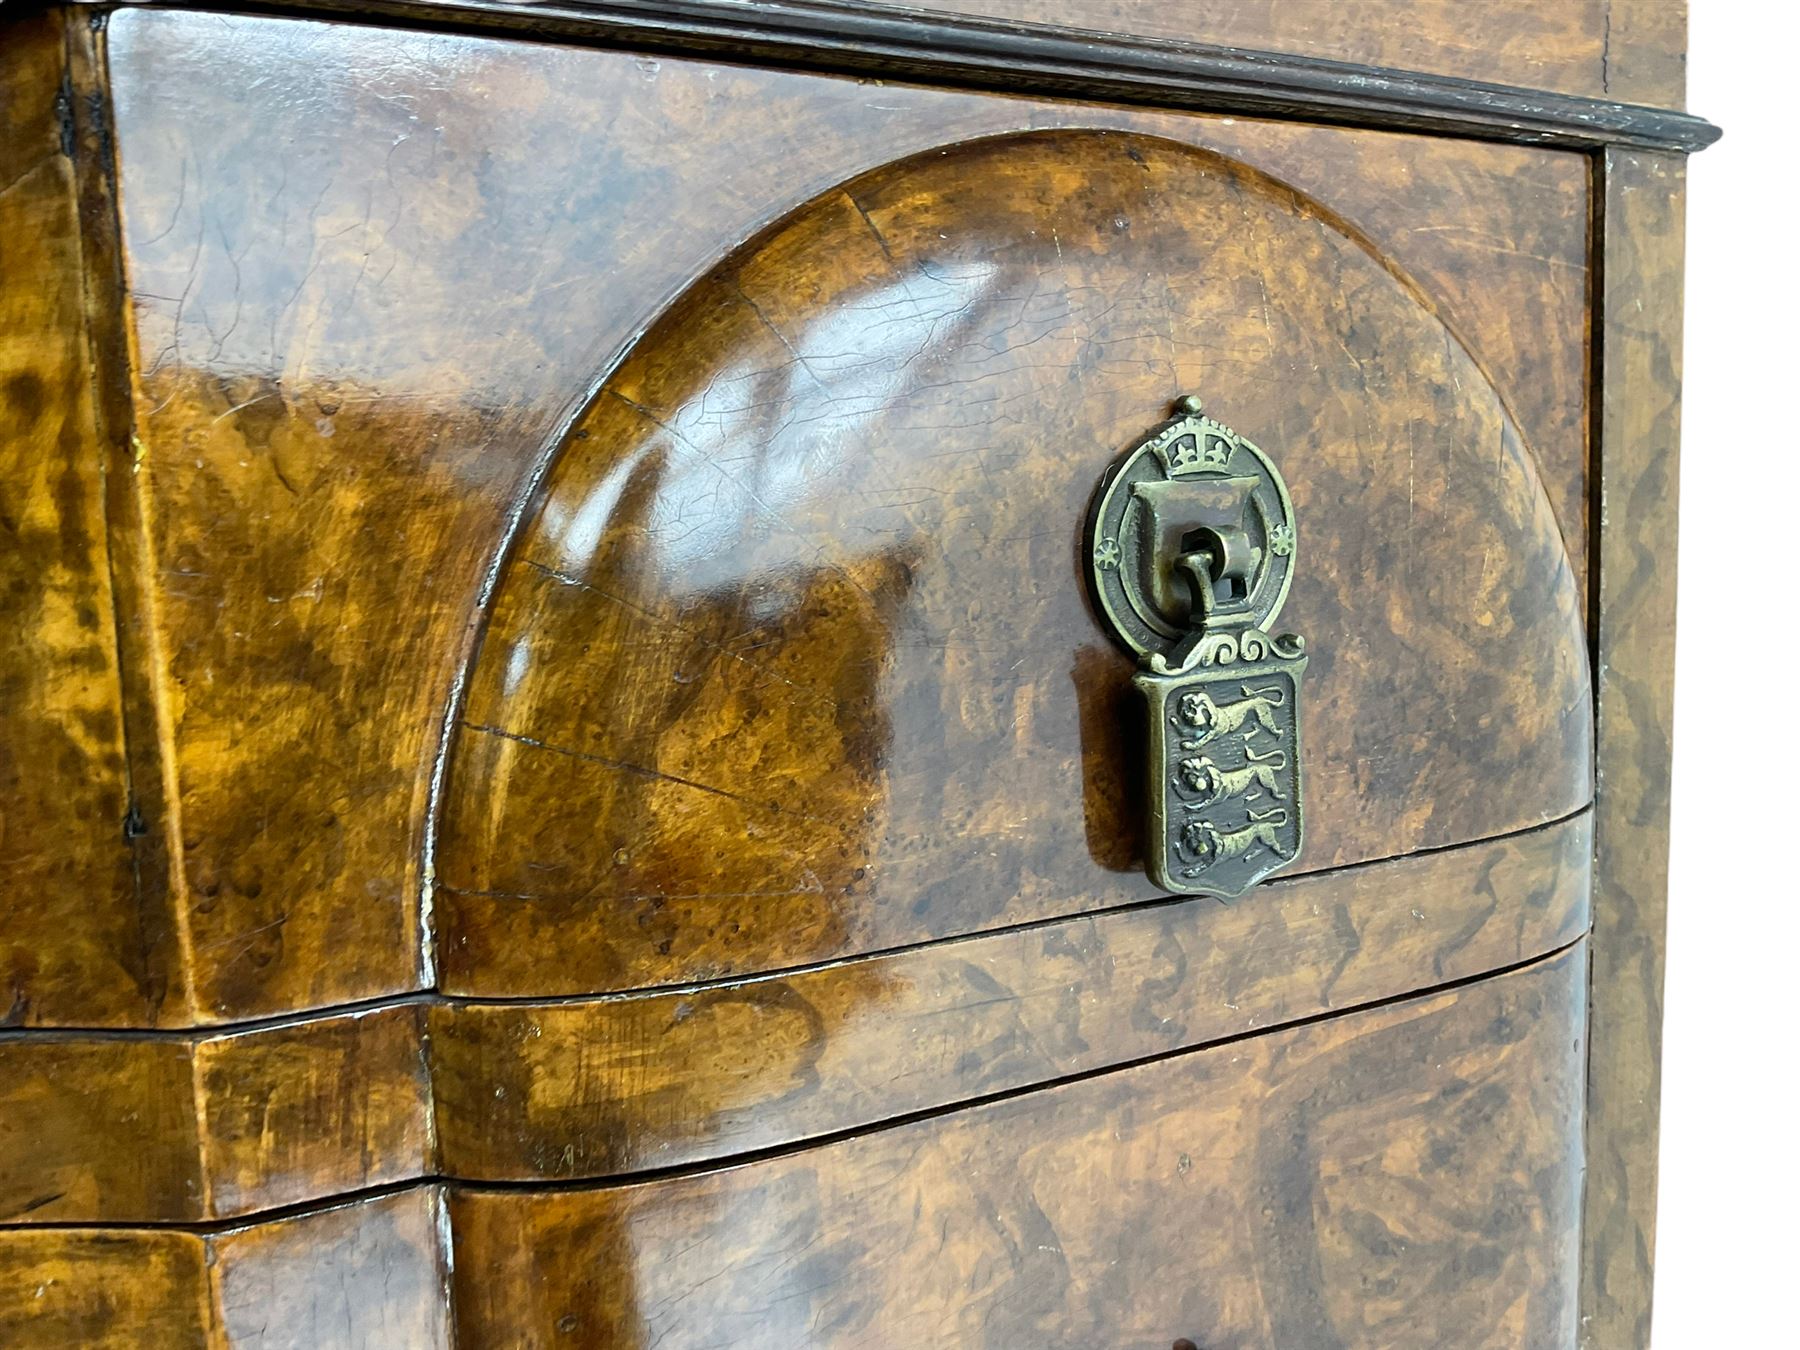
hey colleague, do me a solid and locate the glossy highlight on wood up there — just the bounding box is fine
[438,127,1592,996]
[450,948,1588,1349]
[1,812,1587,1222]
[0,1188,450,1349]
[0,3,1706,1344]
[0,949,1588,1349]
[0,11,146,1028]
[0,1003,431,1224]
[0,8,1593,1028]
[432,811,1592,1181]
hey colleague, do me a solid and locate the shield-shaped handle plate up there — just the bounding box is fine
[1086,396,1308,898]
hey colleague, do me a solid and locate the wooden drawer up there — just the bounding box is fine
[0,950,1585,1349]
[448,950,1588,1349]
[0,1,1708,1345]
[17,8,1596,1027]
[433,121,1593,999]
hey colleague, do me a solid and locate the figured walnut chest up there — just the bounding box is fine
[0,2,1713,1346]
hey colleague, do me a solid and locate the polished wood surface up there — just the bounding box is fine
[0,3,1705,1344]
[0,1228,213,1350]
[203,1188,451,1349]
[438,126,1590,996]
[0,12,147,1028]
[195,1003,433,1219]
[0,949,1586,1348]
[26,7,1590,1027]
[0,1003,431,1224]
[0,1032,201,1223]
[1580,148,1689,1350]
[904,0,1687,107]
[0,1188,450,1349]
[451,948,1586,1350]
[434,811,1589,1180]
[2,812,1586,1220]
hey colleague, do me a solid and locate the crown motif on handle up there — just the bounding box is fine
[1145,396,1243,476]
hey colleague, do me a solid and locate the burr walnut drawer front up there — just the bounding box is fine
[0,6,1621,1348]
[429,128,1593,1003]
[8,0,1598,1189]
[1,951,1588,1350]
[446,947,1590,1349]
[408,102,1596,1178]
[4,10,1596,1036]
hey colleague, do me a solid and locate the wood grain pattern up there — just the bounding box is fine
[0,1005,430,1224]
[84,8,1592,1023]
[7,953,1583,1343]
[432,811,1591,1180]
[0,1033,202,1224]
[0,1228,212,1350]
[451,947,1587,1349]
[204,1187,451,1349]
[903,0,1685,107]
[1602,1,1691,112]
[0,6,1702,1345]
[194,1004,434,1218]
[0,942,1583,1350]
[438,127,1591,996]
[0,10,152,1029]
[0,1188,450,1350]
[2,815,1584,1220]
[1580,148,1688,1350]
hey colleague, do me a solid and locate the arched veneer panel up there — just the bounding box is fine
[437,130,1590,997]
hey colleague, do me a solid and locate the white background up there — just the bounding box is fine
[1655,4,1800,1344]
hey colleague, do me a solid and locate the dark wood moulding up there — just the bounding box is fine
[110,0,1720,152]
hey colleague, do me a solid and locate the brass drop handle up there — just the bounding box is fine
[1086,395,1308,897]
